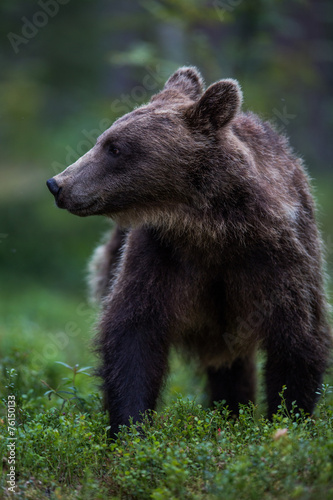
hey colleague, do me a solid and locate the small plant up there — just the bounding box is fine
[1,352,333,499]
[42,361,93,412]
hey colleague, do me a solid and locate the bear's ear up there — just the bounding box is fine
[186,79,242,129]
[163,66,204,100]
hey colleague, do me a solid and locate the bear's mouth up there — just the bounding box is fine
[67,200,100,217]
[56,194,99,217]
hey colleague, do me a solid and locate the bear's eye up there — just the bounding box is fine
[107,143,121,157]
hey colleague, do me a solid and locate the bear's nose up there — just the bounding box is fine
[46,178,61,197]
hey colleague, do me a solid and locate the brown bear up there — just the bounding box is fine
[47,67,331,437]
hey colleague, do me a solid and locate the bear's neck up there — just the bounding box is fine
[114,202,227,255]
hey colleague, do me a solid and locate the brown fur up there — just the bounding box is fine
[47,67,332,436]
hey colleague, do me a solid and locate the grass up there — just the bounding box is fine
[1,289,333,499]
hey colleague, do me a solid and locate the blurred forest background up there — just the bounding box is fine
[0,0,332,391]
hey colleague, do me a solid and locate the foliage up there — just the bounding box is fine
[1,292,333,498]
[0,0,332,169]
[1,352,333,499]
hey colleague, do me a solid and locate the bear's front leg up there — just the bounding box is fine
[98,314,170,438]
[95,227,176,438]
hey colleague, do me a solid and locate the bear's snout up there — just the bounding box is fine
[46,178,61,198]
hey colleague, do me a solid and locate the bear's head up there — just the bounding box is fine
[47,67,242,225]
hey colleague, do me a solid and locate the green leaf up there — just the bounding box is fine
[55,361,73,370]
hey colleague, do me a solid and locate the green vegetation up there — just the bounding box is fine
[1,344,333,499]
[1,284,333,498]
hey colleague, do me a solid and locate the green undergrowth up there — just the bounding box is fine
[1,356,333,499]
[1,282,333,499]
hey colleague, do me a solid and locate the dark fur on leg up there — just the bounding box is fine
[265,351,326,419]
[95,227,181,437]
[97,323,170,439]
[264,298,331,418]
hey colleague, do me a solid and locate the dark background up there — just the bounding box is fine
[0,0,332,358]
